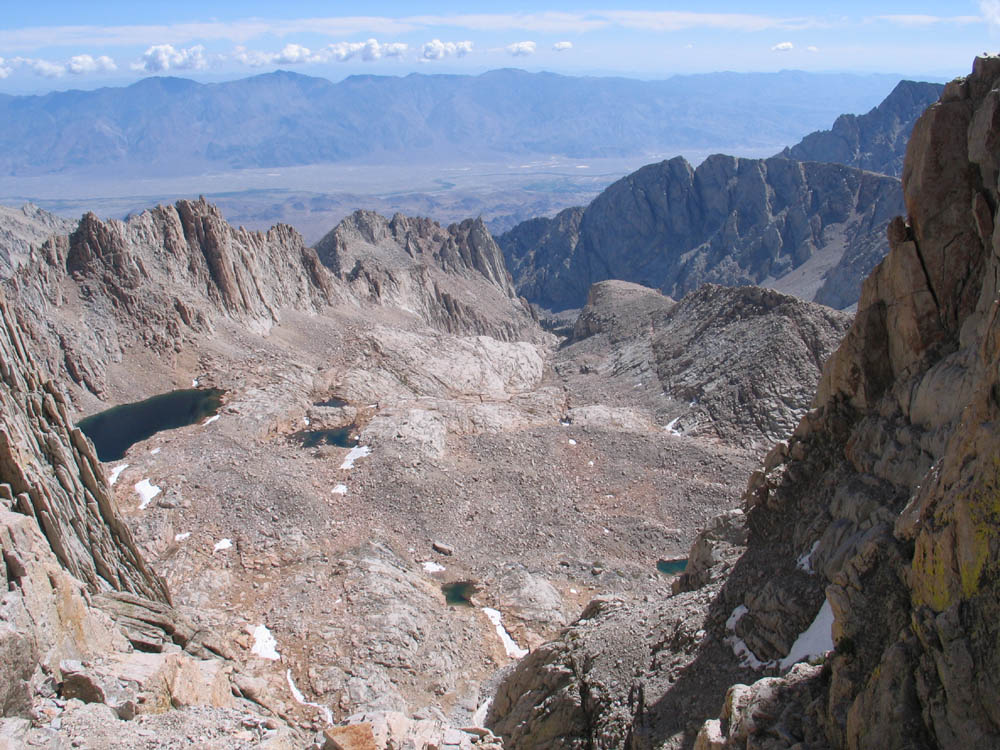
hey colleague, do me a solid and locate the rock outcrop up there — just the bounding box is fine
[775,79,945,178]
[498,155,901,312]
[316,210,540,342]
[563,280,850,448]
[650,284,851,447]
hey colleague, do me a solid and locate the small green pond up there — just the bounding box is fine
[441,581,478,606]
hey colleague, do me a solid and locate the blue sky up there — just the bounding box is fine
[1,1,997,92]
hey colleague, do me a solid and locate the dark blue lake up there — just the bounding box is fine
[77,388,224,462]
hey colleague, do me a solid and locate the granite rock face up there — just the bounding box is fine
[0,288,167,600]
[316,210,539,342]
[775,79,945,178]
[499,155,901,312]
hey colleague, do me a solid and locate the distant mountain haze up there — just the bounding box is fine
[498,77,938,312]
[0,68,908,178]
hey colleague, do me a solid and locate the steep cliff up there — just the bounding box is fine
[316,209,541,341]
[490,55,1000,750]
[775,79,945,178]
[498,156,901,312]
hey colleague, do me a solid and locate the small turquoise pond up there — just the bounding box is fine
[77,388,224,462]
[656,558,688,575]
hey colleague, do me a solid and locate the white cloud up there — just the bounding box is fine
[66,54,117,74]
[807,45,819,52]
[771,41,794,52]
[874,14,981,26]
[983,0,1000,26]
[420,39,473,61]
[275,43,312,64]
[234,38,408,67]
[0,57,10,79]
[603,11,822,32]
[407,12,606,34]
[132,44,207,73]
[0,11,830,53]
[553,41,573,52]
[9,57,67,77]
[506,41,536,56]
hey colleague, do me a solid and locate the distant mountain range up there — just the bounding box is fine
[0,68,907,177]
[498,78,940,312]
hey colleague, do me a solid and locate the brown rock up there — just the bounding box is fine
[323,723,379,750]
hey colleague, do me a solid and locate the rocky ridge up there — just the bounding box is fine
[0,204,76,280]
[489,55,1000,750]
[775,79,945,177]
[316,209,539,343]
[6,197,338,398]
[498,154,902,313]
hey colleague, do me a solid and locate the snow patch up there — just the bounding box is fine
[796,540,820,574]
[665,417,683,435]
[202,415,219,426]
[134,479,160,509]
[568,439,577,446]
[472,697,493,727]
[340,445,371,470]
[251,624,280,660]
[725,605,777,670]
[303,417,310,426]
[780,599,835,670]
[482,607,528,659]
[174,532,191,542]
[286,669,333,725]
[332,484,348,495]
[108,463,128,485]
[150,447,160,455]
[213,538,232,553]
[422,561,446,573]
[192,379,199,387]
